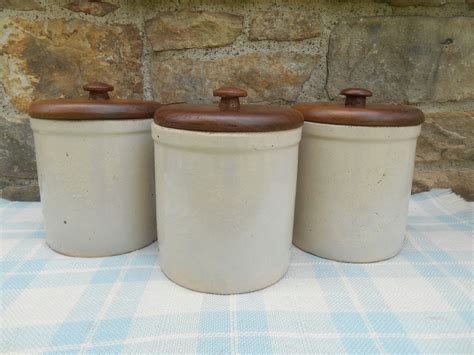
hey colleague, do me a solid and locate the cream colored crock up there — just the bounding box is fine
[152,87,304,294]
[293,88,424,263]
[294,123,421,262]
[29,82,160,257]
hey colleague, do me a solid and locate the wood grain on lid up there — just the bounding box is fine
[294,88,424,127]
[154,87,303,133]
[29,82,160,120]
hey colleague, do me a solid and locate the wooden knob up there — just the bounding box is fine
[340,88,373,107]
[213,87,248,109]
[83,82,114,100]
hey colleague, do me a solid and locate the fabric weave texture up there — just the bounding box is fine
[1,189,472,354]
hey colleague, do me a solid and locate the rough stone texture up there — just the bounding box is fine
[0,1,472,200]
[1,179,39,201]
[0,0,43,11]
[416,110,474,163]
[0,118,39,201]
[249,11,321,41]
[327,17,474,104]
[413,170,474,201]
[384,0,447,6]
[65,0,119,17]
[151,52,318,104]
[414,110,474,201]
[0,17,143,113]
[146,11,243,51]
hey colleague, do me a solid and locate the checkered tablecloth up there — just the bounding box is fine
[1,189,472,354]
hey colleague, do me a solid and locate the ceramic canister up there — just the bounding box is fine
[29,82,160,257]
[293,88,425,263]
[152,87,304,294]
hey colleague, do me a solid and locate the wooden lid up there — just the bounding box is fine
[29,82,161,120]
[294,88,424,127]
[154,87,303,133]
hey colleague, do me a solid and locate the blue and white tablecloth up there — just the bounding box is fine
[1,189,472,354]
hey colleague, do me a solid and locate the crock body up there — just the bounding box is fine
[293,122,421,262]
[152,124,302,294]
[30,118,156,257]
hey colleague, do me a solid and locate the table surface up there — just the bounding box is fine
[1,189,472,354]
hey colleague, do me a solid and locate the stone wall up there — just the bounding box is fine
[1,0,473,201]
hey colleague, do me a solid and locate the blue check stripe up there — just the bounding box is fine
[1,190,472,354]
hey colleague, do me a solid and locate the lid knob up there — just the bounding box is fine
[340,88,372,108]
[83,82,114,100]
[213,87,247,109]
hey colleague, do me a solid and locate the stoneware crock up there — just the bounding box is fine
[29,82,160,257]
[152,87,304,294]
[293,88,424,263]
